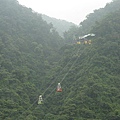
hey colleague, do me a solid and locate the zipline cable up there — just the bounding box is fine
[15,45,80,120]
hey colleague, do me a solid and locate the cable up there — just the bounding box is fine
[60,48,80,84]
[15,45,80,120]
[43,47,81,102]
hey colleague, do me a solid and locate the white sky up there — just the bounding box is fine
[17,0,112,25]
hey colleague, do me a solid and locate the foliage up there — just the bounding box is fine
[0,0,120,120]
[42,14,76,37]
[79,0,120,34]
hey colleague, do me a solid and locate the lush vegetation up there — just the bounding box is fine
[0,0,120,120]
[0,0,64,119]
[42,14,76,37]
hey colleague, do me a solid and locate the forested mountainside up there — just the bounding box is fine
[0,0,64,119]
[0,0,120,120]
[64,0,120,44]
[79,0,120,34]
[48,9,120,120]
[42,14,76,37]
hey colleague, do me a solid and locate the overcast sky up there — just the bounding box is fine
[17,0,112,25]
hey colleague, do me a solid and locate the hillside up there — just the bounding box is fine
[38,1,120,119]
[42,14,76,37]
[0,0,64,119]
[63,0,120,43]
[40,8,120,119]
[0,0,120,120]
[79,0,120,34]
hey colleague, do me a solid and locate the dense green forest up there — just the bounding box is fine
[42,14,76,37]
[0,0,120,120]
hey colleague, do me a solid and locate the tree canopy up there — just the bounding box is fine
[0,0,120,119]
